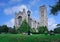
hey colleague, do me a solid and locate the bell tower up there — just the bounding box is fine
[39,5,48,28]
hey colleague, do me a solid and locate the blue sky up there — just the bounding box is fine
[0,0,60,30]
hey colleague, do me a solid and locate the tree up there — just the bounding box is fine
[0,25,18,34]
[0,26,2,33]
[49,30,54,35]
[50,0,60,15]
[56,24,60,27]
[30,28,36,33]
[12,26,17,34]
[54,24,60,34]
[18,19,30,33]
[54,27,60,34]
[2,25,9,33]
[38,26,48,34]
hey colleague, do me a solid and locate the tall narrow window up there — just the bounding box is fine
[18,16,22,25]
[41,9,44,16]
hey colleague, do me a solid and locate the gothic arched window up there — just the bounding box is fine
[41,9,44,16]
[18,16,22,25]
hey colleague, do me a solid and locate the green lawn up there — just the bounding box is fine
[0,34,60,42]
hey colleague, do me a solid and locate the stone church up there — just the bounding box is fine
[15,5,48,31]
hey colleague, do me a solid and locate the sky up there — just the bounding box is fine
[0,0,60,31]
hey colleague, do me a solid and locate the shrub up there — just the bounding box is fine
[18,19,30,33]
[54,27,60,34]
[38,26,48,34]
[49,30,55,35]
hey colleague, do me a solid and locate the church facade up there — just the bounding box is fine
[15,5,48,31]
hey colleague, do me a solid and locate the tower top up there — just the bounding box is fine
[23,8,26,13]
[23,8,25,11]
[40,5,46,8]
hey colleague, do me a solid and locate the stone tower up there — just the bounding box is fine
[39,5,48,28]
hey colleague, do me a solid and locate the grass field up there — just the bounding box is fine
[0,34,60,42]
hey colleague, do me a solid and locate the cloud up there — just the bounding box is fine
[31,10,39,22]
[48,17,57,31]
[4,5,28,27]
[27,0,41,10]
[4,5,28,15]
[8,0,22,3]
[4,8,13,15]
[10,0,21,2]
[0,3,6,6]
[29,0,40,6]
[5,18,14,27]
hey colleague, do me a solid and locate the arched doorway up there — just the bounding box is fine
[18,16,22,25]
